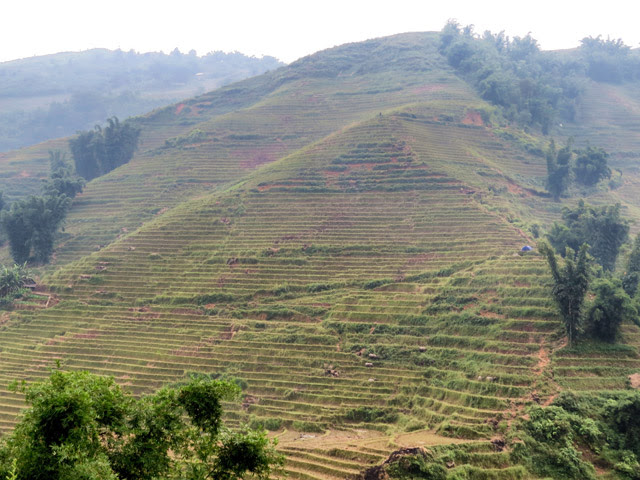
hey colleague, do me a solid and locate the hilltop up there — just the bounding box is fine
[0,31,640,479]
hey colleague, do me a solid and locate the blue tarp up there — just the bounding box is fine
[521,245,533,251]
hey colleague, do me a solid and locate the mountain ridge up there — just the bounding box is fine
[0,31,640,478]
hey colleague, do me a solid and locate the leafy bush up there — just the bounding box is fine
[0,369,282,480]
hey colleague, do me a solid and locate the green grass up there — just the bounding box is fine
[1,31,640,479]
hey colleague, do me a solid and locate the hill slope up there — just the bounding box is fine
[1,32,640,479]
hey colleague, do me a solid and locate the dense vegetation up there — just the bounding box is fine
[439,22,640,135]
[0,49,282,152]
[539,200,639,346]
[546,140,612,199]
[439,21,582,133]
[0,369,282,480]
[547,200,629,271]
[69,117,140,181]
[0,263,31,306]
[511,391,640,479]
[0,151,83,264]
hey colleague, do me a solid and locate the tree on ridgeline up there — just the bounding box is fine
[0,369,283,480]
[439,21,584,134]
[69,116,140,181]
[580,35,639,83]
[539,241,592,346]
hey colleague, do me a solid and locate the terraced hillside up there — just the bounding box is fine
[1,32,640,479]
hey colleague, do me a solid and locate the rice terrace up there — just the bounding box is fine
[1,24,640,480]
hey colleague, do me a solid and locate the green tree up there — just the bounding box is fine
[43,151,85,199]
[0,370,282,480]
[539,242,592,346]
[547,200,629,271]
[0,263,30,305]
[587,277,637,342]
[623,234,640,297]
[0,195,71,264]
[69,128,102,181]
[605,393,640,457]
[573,146,611,186]
[546,140,572,200]
[69,117,140,181]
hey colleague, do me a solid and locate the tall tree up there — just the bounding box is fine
[623,234,640,297]
[573,146,611,186]
[0,195,71,264]
[547,200,629,271]
[587,277,637,342]
[546,140,572,200]
[539,242,592,346]
[43,150,85,199]
[69,117,140,181]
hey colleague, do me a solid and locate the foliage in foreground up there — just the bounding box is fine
[380,391,640,479]
[511,391,640,479]
[0,369,283,480]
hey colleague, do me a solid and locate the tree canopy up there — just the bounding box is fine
[623,234,640,297]
[587,277,637,342]
[539,242,592,346]
[439,21,584,133]
[545,139,572,200]
[0,264,31,306]
[69,117,141,181]
[573,146,611,186]
[0,369,282,480]
[547,201,629,271]
[43,151,85,199]
[0,194,71,264]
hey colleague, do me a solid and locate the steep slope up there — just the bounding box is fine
[1,32,640,479]
[2,33,480,267]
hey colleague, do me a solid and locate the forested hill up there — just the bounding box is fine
[0,48,282,152]
[1,30,640,479]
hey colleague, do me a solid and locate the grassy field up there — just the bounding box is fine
[0,32,639,479]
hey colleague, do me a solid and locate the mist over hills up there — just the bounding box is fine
[0,48,282,152]
[0,30,640,478]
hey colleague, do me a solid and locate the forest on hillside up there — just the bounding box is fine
[440,21,640,134]
[0,48,282,152]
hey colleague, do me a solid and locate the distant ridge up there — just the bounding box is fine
[0,48,283,152]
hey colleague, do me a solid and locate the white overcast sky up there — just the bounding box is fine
[1,0,639,64]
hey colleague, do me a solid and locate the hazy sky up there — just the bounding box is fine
[2,0,639,64]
